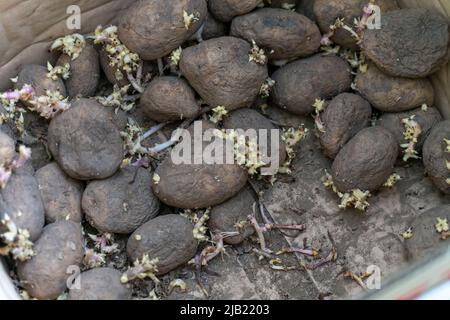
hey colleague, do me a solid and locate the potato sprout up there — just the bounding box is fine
[50,34,86,60]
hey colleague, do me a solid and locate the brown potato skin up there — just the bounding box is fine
[17,220,84,300]
[141,76,200,122]
[272,54,352,115]
[35,162,84,223]
[69,268,131,300]
[209,0,262,22]
[230,8,321,62]
[202,11,228,40]
[319,93,372,159]
[127,214,198,275]
[208,186,255,245]
[118,0,207,60]
[180,37,268,111]
[56,44,100,97]
[332,126,398,192]
[422,120,450,195]
[361,8,450,78]
[99,48,130,87]
[406,205,450,260]
[82,167,160,234]
[378,107,442,157]
[0,171,45,241]
[314,0,399,50]
[355,64,435,113]
[0,130,15,165]
[153,120,248,209]
[47,98,123,180]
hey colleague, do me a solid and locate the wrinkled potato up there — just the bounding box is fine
[152,120,248,209]
[56,44,100,98]
[180,36,268,111]
[314,0,399,49]
[361,8,450,78]
[35,162,84,223]
[17,220,84,300]
[0,171,45,241]
[141,76,200,122]
[208,186,255,245]
[422,120,450,195]
[82,167,160,234]
[405,205,450,261]
[209,0,262,22]
[319,93,372,159]
[223,108,287,168]
[69,268,131,300]
[230,8,321,62]
[332,126,398,192]
[355,64,435,113]
[127,214,198,275]
[0,130,15,165]
[272,54,352,115]
[118,0,207,60]
[47,98,123,180]
[378,107,442,157]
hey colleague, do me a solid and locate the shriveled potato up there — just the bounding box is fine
[223,108,287,168]
[0,130,15,165]
[422,120,450,195]
[82,167,160,234]
[69,268,131,300]
[180,37,268,111]
[208,186,255,245]
[209,0,262,22]
[127,214,197,275]
[99,49,130,88]
[118,0,207,60]
[314,0,399,49]
[355,64,435,113]
[361,8,450,78]
[141,76,200,122]
[272,54,352,115]
[47,98,123,180]
[35,162,84,223]
[0,171,45,241]
[56,44,100,97]
[319,93,372,159]
[405,205,450,261]
[378,107,442,157]
[17,220,84,300]
[332,126,398,192]
[231,8,320,62]
[152,120,248,209]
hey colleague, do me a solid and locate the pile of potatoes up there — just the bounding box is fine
[0,0,449,300]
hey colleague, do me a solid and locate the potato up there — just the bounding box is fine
[47,98,123,180]
[21,111,51,171]
[361,8,450,78]
[68,268,131,300]
[222,108,287,167]
[264,0,296,8]
[118,0,207,60]
[230,8,321,62]
[314,0,399,50]
[332,126,398,192]
[82,167,160,234]
[180,36,268,111]
[17,220,84,300]
[152,120,248,209]
[355,64,435,113]
[209,0,262,22]
[405,205,450,261]
[127,214,197,275]
[422,120,450,195]
[319,93,372,159]
[296,0,316,22]
[56,44,100,97]
[35,162,84,223]
[208,186,255,245]
[0,130,15,165]
[271,54,352,115]
[0,171,45,241]
[99,48,130,88]
[201,11,228,40]
[378,107,442,157]
[140,76,201,122]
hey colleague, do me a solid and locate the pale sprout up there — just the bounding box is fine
[249,40,268,65]
[209,106,228,124]
[183,11,199,30]
[50,34,86,60]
